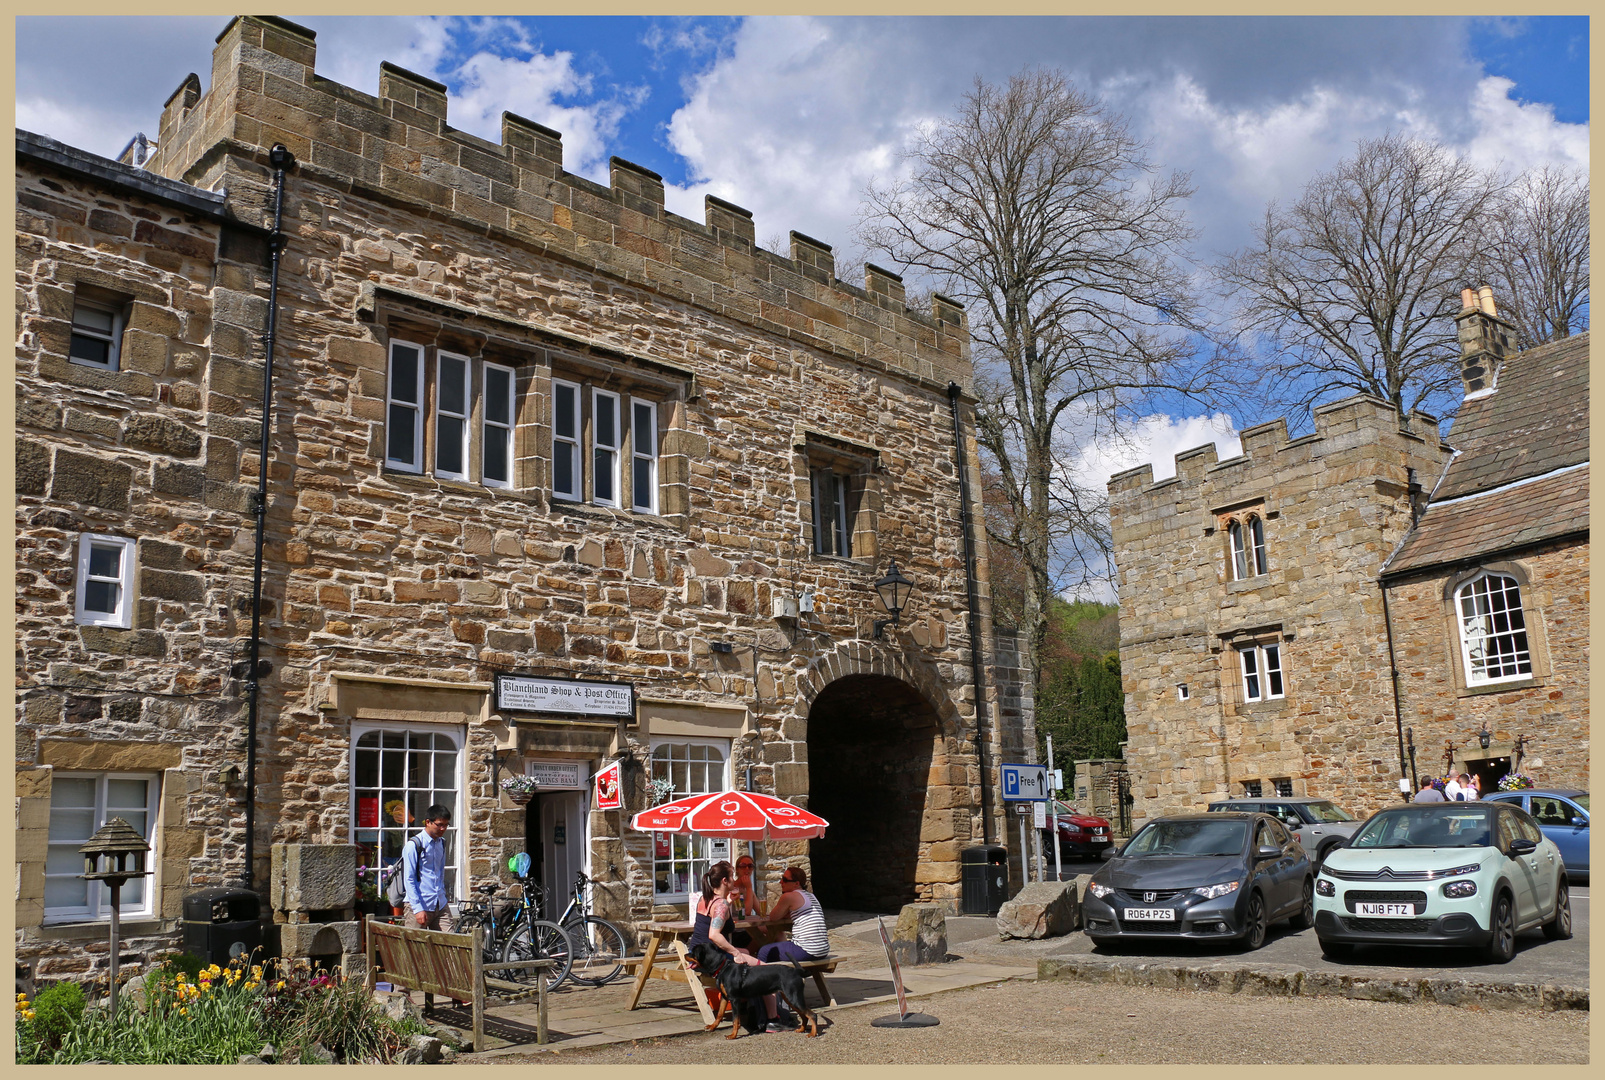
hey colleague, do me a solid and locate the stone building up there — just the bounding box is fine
[1108,291,1588,824]
[14,15,1031,984]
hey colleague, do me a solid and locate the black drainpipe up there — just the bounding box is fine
[1380,579,1409,802]
[242,144,295,890]
[947,382,992,843]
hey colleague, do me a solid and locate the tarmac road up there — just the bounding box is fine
[489,976,1589,1065]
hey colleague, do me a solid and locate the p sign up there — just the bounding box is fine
[1001,763,1049,802]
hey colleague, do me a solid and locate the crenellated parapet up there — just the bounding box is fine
[144,15,970,390]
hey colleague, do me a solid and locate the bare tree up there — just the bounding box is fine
[1218,134,1505,420]
[1475,166,1589,350]
[859,68,1209,691]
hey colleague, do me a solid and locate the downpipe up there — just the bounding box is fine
[242,144,294,889]
[947,382,992,844]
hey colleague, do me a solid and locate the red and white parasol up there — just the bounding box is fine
[630,790,829,841]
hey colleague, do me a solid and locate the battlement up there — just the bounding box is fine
[1108,393,1444,501]
[145,15,970,389]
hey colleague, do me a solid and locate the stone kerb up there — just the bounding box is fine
[148,15,972,393]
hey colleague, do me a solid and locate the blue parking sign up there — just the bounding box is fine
[1000,763,1048,801]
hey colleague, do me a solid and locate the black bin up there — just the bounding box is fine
[181,887,263,965]
[961,845,1009,916]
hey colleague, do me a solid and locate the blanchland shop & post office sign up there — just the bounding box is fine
[495,673,635,719]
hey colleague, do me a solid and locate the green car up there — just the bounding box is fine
[1313,802,1572,963]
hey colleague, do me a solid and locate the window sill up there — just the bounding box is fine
[551,498,685,534]
[380,469,542,504]
[32,917,167,941]
[1457,675,1544,698]
[808,552,873,570]
[1226,576,1271,593]
[1236,697,1287,713]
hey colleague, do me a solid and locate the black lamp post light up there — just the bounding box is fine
[872,559,914,638]
[1478,722,1492,751]
[79,819,151,1017]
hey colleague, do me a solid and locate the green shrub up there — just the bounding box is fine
[29,982,85,1049]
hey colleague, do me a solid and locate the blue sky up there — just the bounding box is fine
[16,15,1589,533]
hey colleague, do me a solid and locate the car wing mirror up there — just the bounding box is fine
[1255,844,1282,860]
[1571,817,1587,828]
[1508,838,1538,857]
[1099,846,1118,860]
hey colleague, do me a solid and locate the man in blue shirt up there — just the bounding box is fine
[403,804,453,930]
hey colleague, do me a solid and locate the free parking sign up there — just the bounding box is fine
[1001,763,1049,801]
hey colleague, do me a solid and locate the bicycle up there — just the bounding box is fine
[553,870,629,986]
[456,873,573,991]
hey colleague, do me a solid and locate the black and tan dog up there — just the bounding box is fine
[686,942,819,1038]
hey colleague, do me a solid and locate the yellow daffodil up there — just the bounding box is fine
[17,992,27,1002]
[275,980,285,990]
[22,1010,35,1021]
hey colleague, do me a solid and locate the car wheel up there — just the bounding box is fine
[1288,879,1315,930]
[1319,939,1353,960]
[1484,892,1517,963]
[1241,891,1268,951]
[1542,879,1573,940]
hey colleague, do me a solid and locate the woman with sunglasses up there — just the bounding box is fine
[756,866,829,963]
[728,854,765,948]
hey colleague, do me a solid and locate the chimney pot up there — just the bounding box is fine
[1460,287,1477,311]
[1476,285,1497,317]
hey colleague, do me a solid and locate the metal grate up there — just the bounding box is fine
[1116,889,1187,903]
[1340,917,1430,934]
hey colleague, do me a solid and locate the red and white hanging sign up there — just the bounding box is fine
[594,760,623,810]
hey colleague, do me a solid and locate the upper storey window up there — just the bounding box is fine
[550,378,659,514]
[69,290,128,371]
[1456,572,1531,684]
[1228,515,1267,580]
[386,339,520,488]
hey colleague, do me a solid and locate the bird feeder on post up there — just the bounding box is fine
[79,819,151,1018]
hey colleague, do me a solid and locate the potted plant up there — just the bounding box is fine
[1497,773,1535,791]
[500,775,539,806]
[354,864,390,916]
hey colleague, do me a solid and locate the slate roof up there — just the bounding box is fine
[1384,332,1589,578]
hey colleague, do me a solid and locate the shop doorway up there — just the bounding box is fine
[524,787,589,921]
[1466,756,1512,796]
[806,674,941,913]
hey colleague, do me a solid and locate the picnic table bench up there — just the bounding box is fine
[622,920,838,1024]
[364,916,554,1049]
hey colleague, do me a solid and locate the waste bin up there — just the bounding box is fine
[960,845,1009,915]
[181,887,263,965]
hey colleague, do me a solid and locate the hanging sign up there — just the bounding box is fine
[496,673,635,718]
[594,760,623,810]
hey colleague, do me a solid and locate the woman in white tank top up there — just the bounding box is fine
[756,865,829,962]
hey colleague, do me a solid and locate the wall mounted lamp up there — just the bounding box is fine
[872,558,914,638]
[1477,722,1492,750]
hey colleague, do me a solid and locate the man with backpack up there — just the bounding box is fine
[400,804,454,931]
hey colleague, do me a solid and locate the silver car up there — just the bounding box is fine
[1208,797,1362,868]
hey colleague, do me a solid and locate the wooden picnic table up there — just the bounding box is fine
[622,917,791,1022]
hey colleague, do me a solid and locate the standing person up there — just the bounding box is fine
[1461,773,1481,800]
[1413,779,1447,803]
[1443,774,1463,801]
[757,866,830,964]
[403,804,454,931]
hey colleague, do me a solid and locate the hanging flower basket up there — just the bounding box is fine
[1497,773,1535,791]
[501,775,539,805]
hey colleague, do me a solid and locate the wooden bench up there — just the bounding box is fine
[364,916,553,1050]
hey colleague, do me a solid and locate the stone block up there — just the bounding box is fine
[122,414,202,457]
[17,439,49,495]
[270,843,357,912]
[996,880,1079,940]
[50,449,132,511]
[891,902,947,966]
[278,920,360,958]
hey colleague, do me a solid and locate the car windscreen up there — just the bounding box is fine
[1349,807,1492,849]
[1123,819,1247,857]
[1303,801,1354,823]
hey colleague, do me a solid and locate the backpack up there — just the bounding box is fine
[382,834,428,908]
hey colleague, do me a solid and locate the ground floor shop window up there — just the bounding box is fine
[649,739,728,901]
[351,726,463,900]
[45,772,157,923]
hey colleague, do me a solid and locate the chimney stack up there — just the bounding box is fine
[1453,284,1515,396]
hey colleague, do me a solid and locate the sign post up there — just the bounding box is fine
[1046,734,1062,883]
[1001,763,1048,885]
[869,916,939,1028]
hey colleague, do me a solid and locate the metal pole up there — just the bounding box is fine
[1016,812,1028,889]
[1047,734,1062,883]
[107,879,121,1017]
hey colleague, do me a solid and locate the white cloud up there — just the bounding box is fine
[1072,412,1243,488]
[1458,76,1590,175]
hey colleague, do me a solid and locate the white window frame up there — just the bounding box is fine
[75,533,134,629]
[349,721,466,907]
[1249,517,1267,576]
[551,378,582,501]
[1229,520,1248,579]
[1241,779,1263,798]
[481,362,516,490]
[44,771,159,924]
[69,296,125,371]
[631,399,659,514]
[811,468,852,557]
[1456,572,1532,685]
[386,340,426,473]
[1239,643,1284,702]
[432,350,472,482]
[648,737,730,903]
[591,388,621,508]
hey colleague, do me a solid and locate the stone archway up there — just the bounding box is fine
[806,674,942,913]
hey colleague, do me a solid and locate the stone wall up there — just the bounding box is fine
[1108,396,1452,823]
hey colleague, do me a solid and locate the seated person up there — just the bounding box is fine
[728,855,763,949]
[756,866,829,963]
[690,861,786,1033]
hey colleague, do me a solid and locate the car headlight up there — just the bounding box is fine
[1436,863,1482,879]
[1315,879,1335,897]
[1192,880,1240,900]
[1088,882,1114,899]
[1441,880,1477,899]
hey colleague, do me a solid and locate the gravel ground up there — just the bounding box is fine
[479,978,1590,1065]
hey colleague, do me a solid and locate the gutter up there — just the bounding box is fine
[947,382,992,844]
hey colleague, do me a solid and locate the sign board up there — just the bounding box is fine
[594,760,622,810]
[496,673,634,718]
[875,916,911,1020]
[708,838,730,862]
[1014,803,1032,815]
[1051,769,1064,791]
[356,796,379,829]
[1001,763,1049,801]
[525,760,585,790]
[1033,801,1048,829]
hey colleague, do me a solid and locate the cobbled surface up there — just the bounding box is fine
[477,977,1590,1065]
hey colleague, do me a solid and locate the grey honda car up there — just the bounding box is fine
[1207,797,1363,868]
[1082,813,1314,950]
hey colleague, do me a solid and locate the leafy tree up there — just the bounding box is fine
[1032,600,1124,793]
[1474,166,1589,350]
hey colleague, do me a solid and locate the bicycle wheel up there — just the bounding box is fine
[568,917,628,986]
[502,918,573,991]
